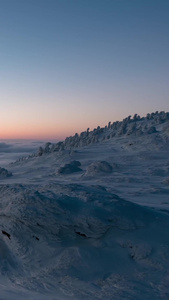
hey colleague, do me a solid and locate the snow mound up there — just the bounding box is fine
[85,161,112,176]
[58,160,82,174]
[0,167,12,178]
[0,183,169,299]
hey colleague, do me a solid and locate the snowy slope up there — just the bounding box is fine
[0,112,169,299]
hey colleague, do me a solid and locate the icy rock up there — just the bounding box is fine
[85,161,112,176]
[58,160,82,174]
[37,146,43,156]
[51,141,64,152]
[0,167,12,178]
[44,142,51,153]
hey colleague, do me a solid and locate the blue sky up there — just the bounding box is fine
[0,0,169,139]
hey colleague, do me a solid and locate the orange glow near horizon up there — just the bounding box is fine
[0,1,169,142]
[0,121,93,141]
[1,101,168,141]
[0,126,69,141]
[0,106,116,141]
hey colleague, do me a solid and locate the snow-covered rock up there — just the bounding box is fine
[0,167,12,178]
[85,161,112,176]
[58,160,82,174]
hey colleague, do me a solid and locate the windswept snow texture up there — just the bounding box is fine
[1,111,169,299]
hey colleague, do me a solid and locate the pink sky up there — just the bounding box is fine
[0,1,169,140]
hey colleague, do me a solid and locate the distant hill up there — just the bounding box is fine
[35,111,169,156]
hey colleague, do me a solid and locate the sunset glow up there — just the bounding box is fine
[0,0,169,140]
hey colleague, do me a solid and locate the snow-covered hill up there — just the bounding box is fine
[1,112,169,299]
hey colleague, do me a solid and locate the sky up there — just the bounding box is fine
[0,0,169,140]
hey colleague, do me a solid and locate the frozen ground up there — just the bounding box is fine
[0,112,169,299]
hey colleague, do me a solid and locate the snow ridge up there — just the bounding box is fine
[12,111,169,164]
[37,111,169,156]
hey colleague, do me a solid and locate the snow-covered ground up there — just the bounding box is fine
[0,112,169,299]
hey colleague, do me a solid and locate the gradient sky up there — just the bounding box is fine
[0,0,169,140]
